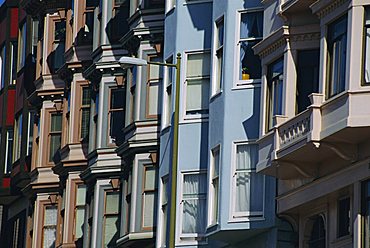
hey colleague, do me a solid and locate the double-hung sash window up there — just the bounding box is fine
[108,87,125,143]
[146,55,162,118]
[0,44,6,89]
[13,114,23,162]
[18,22,27,70]
[142,165,157,230]
[214,18,224,94]
[27,111,35,156]
[160,177,168,246]
[233,143,263,218]
[267,58,284,131]
[238,11,263,83]
[210,146,220,225]
[42,205,57,248]
[364,7,370,84]
[327,15,347,98]
[185,52,210,116]
[49,112,62,163]
[52,20,66,73]
[181,172,207,236]
[337,197,350,237]
[4,129,14,174]
[74,185,86,241]
[103,191,119,247]
[81,0,96,45]
[163,56,173,127]
[80,87,91,141]
[10,41,18,84]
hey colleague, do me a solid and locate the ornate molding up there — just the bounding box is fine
[314,0,348,19]
[290,32,320,43]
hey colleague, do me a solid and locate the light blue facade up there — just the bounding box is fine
[158,0,285,247]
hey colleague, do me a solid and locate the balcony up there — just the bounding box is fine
[257,90,370,179]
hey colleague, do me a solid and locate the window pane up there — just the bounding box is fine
[144,167,156,190]
[76,185,87,205]
[240,40,262,80]
[365,25,370,83]
[81,108,90,139]
[183,174,207,196]
[240,12,263,39]
[75,207,85,239]
[186,53,211,77]
[49,134,61,162]
[44,206,58,225]
[216,20,224,48]
[338,198,350,237]
[235,171,250,212]
[212,148,220,178]
[103,216,118,247]
[110,110,124,139]
[51,113,62,132]
[147,82,159,116]
[82,87,91,106]
[186,79,209,113]
[111,88,125,109]
[143,192,155,228]
[43,226,56,248]
[182,198,206,234]
[1,45,6,88]
[236,144,258,170]
[105,192,119,214]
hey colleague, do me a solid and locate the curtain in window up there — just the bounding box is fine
[235,145,263,214]
[182,174,207,234]
[186,79,210,113]
[240,12,263,39]
[43,206,57,248]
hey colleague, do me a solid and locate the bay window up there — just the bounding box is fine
[267,58,284,131]
[327,15,347,98]
[181,172,207,236]
[233,143,263,218]
[238,11,263,83]
[214,18,224,94]
[364,7,370,84]
[185,52,210,116]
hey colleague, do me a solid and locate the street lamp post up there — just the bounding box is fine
[119,53,181,248]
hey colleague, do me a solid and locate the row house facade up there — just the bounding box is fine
[255,0,370,247]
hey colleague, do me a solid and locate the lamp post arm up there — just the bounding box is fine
[146,61,177,68]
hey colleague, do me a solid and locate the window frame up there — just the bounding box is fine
[18,21,27,71]
[47,111,63,164]
[13,113,23,162]
[107,86,125,145]
[73,183,86,241]
[179,170,207,241]
[183,50,211,120]
[212,16,224,96]
[326,15,348,99]
[208,145,220,226]
[162,55,174,129]
[79,85,91,141]
[363,6,370,85]
[0,43,6,89]
[234,8,263,88]
[146,54,162,119]
[337,196,351,238]
[102,189,120,247]
[158,175,169,247]
[140,164,157,231]
[4,128,14,174]
[41,204,58,248]
[230,141,265,221]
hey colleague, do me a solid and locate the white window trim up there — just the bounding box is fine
[233,8,263,89]
[211,15,225,97]
[182,50,211,122]
[229,140,265,222]
[183,0,213,6]
[207,144,221,227]
[165,0,176,13]
[157,175,169,248]
[178,170,208,246]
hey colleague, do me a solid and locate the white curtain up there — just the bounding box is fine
[186,79,210,112]
[182,174,207,234]
[235,145,263,213]
[43,206,57,248]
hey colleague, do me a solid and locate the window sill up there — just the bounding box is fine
[183,0,213,6]
[181,116,209,124]
[233,79,261,90]
[210,90,222,101]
